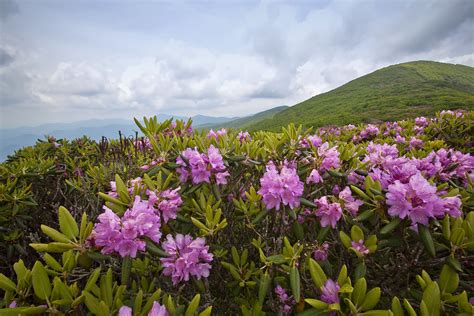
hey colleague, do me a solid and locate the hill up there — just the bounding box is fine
[202,105,289,130]
[245,61,474,131]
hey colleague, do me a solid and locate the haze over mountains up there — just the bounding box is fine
[2,60,473,160]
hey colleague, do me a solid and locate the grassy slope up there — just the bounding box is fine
[201,105,289,130]
[247,61,474,131]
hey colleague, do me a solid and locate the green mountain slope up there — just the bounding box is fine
[246,61,474,131]
[202,105,289,130]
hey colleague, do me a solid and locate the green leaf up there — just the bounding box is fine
[352,277,367,307]
[0,273,16,292]
[421,281,440,316]
[199,306,213,316]
[121,256,132,285]
[339,231,352,248]
[360,287,381,311]
[308,258,327,289]
[446,256,462,273]
[58,206,79,239]
[351,225,364,241]
[258,271,271,305]
[41,225,71,243]
[290,266,301,302]
[43,254,62,271]
[403,299,417,316]
[418,224,436,258]
[380,218,401,235]
[304,299,328,309]
[32,261,51,300]
[391,297,404,316]
[84,267,101,292]
[337,265,347,286]
[185,294,201,316]
[438,264,459,294]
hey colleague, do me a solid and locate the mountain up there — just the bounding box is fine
[245,61,474,131]
[201,106,289,130]
[0,115,237,160]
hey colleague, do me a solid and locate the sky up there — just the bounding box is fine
[0,0,473,128]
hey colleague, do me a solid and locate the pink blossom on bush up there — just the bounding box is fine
[176,146,229,185]
[320,279,340,304]
[148,302,169,316]
[313,242,329,261]
[386,173,442,225]
[360,124,380,139]
[306,169,323,184]
[119,306,132,316]
[91,196,161,258]
[314,196,342,228]
[409,137,424,149]
[148,187,183,223]
[258,161,304,210]
[274,285,294,314]
[351,240,369,255]
[339,186,363,216]
[317,142,341,171]
[160,234,213,285]
[237,131,251,142]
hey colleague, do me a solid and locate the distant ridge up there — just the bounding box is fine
[244,60,474,131]
[202,106,289,130]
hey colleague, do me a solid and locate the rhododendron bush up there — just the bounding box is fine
[0,111,473,315]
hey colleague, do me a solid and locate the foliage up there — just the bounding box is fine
[245,61,474,131]
[0,112,473,315]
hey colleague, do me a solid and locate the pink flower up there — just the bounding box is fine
[237,131,252,142]
[91,196,161,258]
[409,137,423,149]
[415,116,429,127]
[306,169,323,184]
[386,173,441,225]
[176,146,229,185]
[207,129,218,140]
[313,242,329,261]
[9,301,17,308]
[339,186,363,216]
[351,240,370,255]
[360,124,380,139]
[160,234,213,285]
[119,306,132,316]
[258,161,304,210]
[320,279,340,304]
[275,285,294,314]
[148,302,169,316]
[148,187,183,223]
[314,196,342,228]
[318,143,341,172]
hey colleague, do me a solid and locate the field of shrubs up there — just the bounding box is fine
[0,110,473,315]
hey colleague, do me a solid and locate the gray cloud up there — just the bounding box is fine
[0,0,19,21]
[0,0,473,127]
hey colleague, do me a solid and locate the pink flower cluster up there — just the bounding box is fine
[119,301,168,316]
[313,196,342,228]
[207,128,227,140]
[148,187,183,223]
[359,124,380,139]
[320,279,340,304]
[317,142,341,172]
[160,234,213,285]
[176,145,230,185]
[386,172,462,226]
[313,242,330,261]
[339,186,363,216]
[91,196,162,258]
[274,285,294,314]
[351,240,370,256]
[237,131,252,142]
[258,161,304,210]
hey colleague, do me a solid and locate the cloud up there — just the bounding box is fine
[0,0,473,127]
[0,0,19,21]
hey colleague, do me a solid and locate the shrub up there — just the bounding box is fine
[0,112,473,315]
